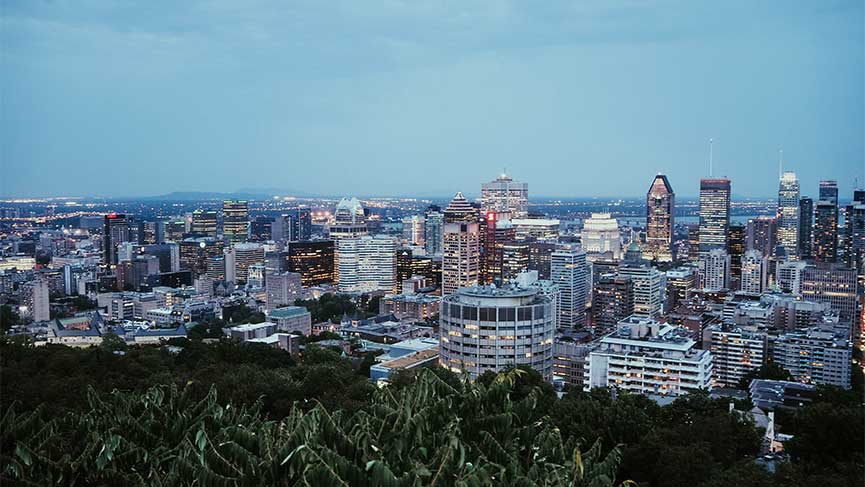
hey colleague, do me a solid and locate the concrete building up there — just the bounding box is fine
[592,275,634,332]
[551,247,589,328]
[439,285,555,380]
[369,337,440,382]
[800,264,857,330]
[265,270,302,311]
[22,279,50,322]
[442,193,480,295]
[222,200,249,244]
[380,293,441,320]
[552,339,592,390]
[776,172,800,258]
[771,325,852,389]
[480,172,528,219]
[704,324,766,388]
[698,249,730,291]
[698,178,731,252]
[584,316,714,396]
[581,213,622,259]
[740,250,769,294]
[337,235,397,294]
[618,263,665,318]
[267,306,312,336]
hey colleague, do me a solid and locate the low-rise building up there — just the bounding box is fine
[267,306,312,336]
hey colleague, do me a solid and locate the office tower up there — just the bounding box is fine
[581,213,622,259]
[501,242,529,281]
[164,220,186,242]
[820,180,839,205]
[480,172,528,218]
[618,262,665,317]
[740,250,769,294]
[329,197,369,284]
[482,212,516,284]
[249,216,274,242]
[551,247,589,328]
[222,200,249,244]
[22,279,50,322]
[265,270,302,311]
[746,216,777,257]
[665,266,697,311]
[337,235,397,293]
[141,221,162,244]
[687,224,700,261]
[698,248,731,291]
[442,193,481,295]
[286,240,335,286]
[423,206,444,256]
[528,241,557,279]
[226,243,264,284]
[728,224,745,289]
[103,213,130,265]
[271,213,294,242]
[801,264,857,329]
[439,285,555,380]
[402,215,425,247]
[584,316,713,396]
[776,172,800,258]
[179,237,225,277]
[844,201,865,270]
[246,263,266,288]
[191,209,218,238]
[509,218,560,242]
[705,324,766,388]
[698,178,731,252]
[443,192,478,223]
[772,326,852,389]
[592,275,634,331]
[293,208,312,241]
[814,200,838,263]
[645,174,675,262]
[395,248,414,291]
[206,255,226,281]
[775,260,807,295]
[798,197,813,260]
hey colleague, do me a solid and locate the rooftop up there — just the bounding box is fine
[269,306,311,319]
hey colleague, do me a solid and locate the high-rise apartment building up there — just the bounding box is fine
[618,263,665,317]
[776,172,800,258]
[740,250,768,294]
[22,279,50,322]
[222,200,249,244]
[698,178,731,252]
[705,324,766,388]
[645,174,675,262]
[772,326,852,389]
[480,172,528,218]
[442,193,481,295]
[551,247,589,329]
[698,248,730,291]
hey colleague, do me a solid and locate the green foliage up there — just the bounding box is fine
[294,294,357,323]
[2,369,627,487]
[738,361,793,389]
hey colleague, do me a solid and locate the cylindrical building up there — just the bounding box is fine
[439,285,555,380]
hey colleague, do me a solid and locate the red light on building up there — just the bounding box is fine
[486,212,497,222]
[107,213,118,219]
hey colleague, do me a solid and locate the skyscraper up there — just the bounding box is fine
[103,213,130,265]
[814,180,839,263]
[329,197,369,285]
[776,171,800,258]
[191,209,218,238]
[481,212,516,284]
[442,193,480,295]
[728,224,745,289]
[645,174,675,262]
[293,208,312,241]
[798,196,814,260]
[746,216,776,257]
[698,178,731,253]
[423,205,444,256]
[844,193,865,270]
[286,240,334,286]
[551,247,589,329]
[698,248,730,291]
[222,200,249,245]
[592,275,634,331]
[480,172,528,218]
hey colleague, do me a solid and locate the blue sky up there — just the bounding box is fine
[1,0,862,199]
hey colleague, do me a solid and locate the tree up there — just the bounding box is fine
[0,305,20,331]
[738,361,793,389]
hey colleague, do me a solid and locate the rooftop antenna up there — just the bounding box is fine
[778,149,783,179]
[708,138,714,177]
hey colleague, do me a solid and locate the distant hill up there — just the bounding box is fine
[143,188,316,201]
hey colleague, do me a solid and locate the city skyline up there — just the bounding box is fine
[2,1,863,198]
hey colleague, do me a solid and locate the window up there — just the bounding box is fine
[500,307,516,321]
[480,307,496,322]
[464,306,478,321]
[518,307,532,321]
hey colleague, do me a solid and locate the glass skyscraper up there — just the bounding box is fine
[698,178,731,253]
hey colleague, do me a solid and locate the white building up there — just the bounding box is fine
[550,248,589,328]
[442,195,481,296]
[509,218,560,242]
[581,213,622,259]
[337,235,397,293]
[776,260,807,295]
[772,325,852,389]
[481,173,528,219]
[585,316,713,396]
[777,171,800,258]
[698,248,731,291]
[740,250,768,294]
[22,279,50,322]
